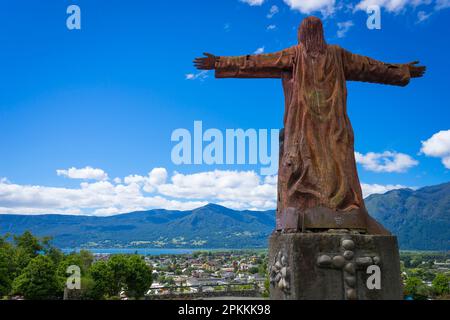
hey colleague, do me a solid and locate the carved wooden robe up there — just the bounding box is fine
[214,45,411,234]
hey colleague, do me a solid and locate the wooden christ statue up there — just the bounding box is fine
[194,16,425,235]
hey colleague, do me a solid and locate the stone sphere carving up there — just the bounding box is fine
[270,251,290,295]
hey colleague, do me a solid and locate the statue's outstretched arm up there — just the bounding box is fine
[406,61,426,78]
[341,48,426,86]
[194,48,295,79]
[194,53,217,70]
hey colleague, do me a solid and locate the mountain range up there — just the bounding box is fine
[0,182,449,251]
[366,182,450,251]
[0,204,275,249]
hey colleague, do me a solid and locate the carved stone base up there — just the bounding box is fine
[268,232,403,300]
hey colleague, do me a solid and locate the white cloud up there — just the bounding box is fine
[93,207,121,216]
[355,0,432,13]
[240,0,265,6]
[0,169,275,215]
[124,168,168,193]
[56,166,108,181]
[0,176,205,216]
[417,10,432,22]
[267,5,280,18]
[157,170,277,210]
[267,24,277,30]
[421,130,450,169]
[283,0,336,16]
[355,151,419,173]
[0,207,83,216]
[149,168,168,185]
[185,70,209,81]
[436,0,450,9]
[361,183,410,198]
[337,20,354,37]
[0,167,415,215]
[254,47,265,54]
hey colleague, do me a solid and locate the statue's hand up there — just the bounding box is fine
[407,61,426,78]
[193,53,217,70]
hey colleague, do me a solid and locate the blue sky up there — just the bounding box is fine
[0,0,449,215]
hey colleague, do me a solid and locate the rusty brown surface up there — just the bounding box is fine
[194,17,425,235]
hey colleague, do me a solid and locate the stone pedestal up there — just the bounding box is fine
[268,232,403,300]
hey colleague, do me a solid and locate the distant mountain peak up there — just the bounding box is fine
[0,203,275,249]
[366,181,450,251]
[197,203,229,211]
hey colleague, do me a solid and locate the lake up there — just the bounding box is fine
[61,248,264,255]
[62,248,201,255]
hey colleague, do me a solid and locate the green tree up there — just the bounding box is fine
[432,273,450,296]
[0,235,15,297]
[90,260,114,299]
[77,275,98,300]
[262,277,270,298]
[45,247,65,266]
[108,255,131,296]
[409,268,435,282]
[165,277,175,286]
[124,255,152,299]
[89,255,152,299]
[12,255,62,300]
[14,231,43,257]
[78,250,94,271]
[57,250,94,279]
[248,267,259,274]
[404,276,430,300]
[12,231,57,277]
[258,262,267,276]
[13,247,34,276]
[56,251,93,296]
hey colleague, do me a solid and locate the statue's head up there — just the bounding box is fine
[298,16,327,56]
